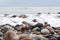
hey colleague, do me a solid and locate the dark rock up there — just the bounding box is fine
[1,28,9,34]
[34,23,43,28]
[57,12,60,14]
[44,22,50,26]
[34,37,41,40]
[38,13,41,15]
[32,19,37,22]
[48,12,51,14]
[11,15,17,18]
[57,36,60,40]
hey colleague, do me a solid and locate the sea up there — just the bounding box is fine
[0,7,60,28]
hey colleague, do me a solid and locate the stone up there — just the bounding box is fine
[19,34,33,40]
[32,27,40,32]
[34,23,43,29]
[41,29,50,35]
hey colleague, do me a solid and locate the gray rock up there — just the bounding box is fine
[41,29,50,34]
[32,27,40,32]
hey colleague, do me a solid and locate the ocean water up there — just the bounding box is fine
[0,7,60,14]
[0,7,60,28]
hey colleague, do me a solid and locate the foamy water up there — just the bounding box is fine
[0,7,60,28]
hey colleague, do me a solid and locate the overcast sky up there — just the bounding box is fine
[0,0,60,7]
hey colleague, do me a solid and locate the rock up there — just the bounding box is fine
[49,36,57,40]
[44,22,51,28]
[19,14,28,18]
[46,26,55,34]
[32,27,40,32]
[41,29,50,35]
[48,12,51,14]
[19,34,33,40]
[57,16,60,18]
[1,24,14,30]
[3,30,19,40]
[38,13,41,14]
[1,28,9,33]
[34,23,43,29]
[31,31,40,35]
[21,26,27,31]
[29,34,37,38]
[37,13,41,16]
[1,24,14,33]
[4,14,9,17]
[34,36,41,40]
[15,24,23,31]
[0,37,3,40]
[11,15,17,18]
[53,34,60,38]
[0,32,3,37]
[57,36,60,40]
[32,19,37,22]
[29,33,47,40]
[57,12,60,14]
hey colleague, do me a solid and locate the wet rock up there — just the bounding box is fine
[44,22,51,28]
[32,19,37,22]
[19,14,28,18]
[4,14,9,17]
[57,12,60,14]
[22,21,31,27]
[57,16,60,18]
[48,12,51,14]
[57,36,60,40]
[38,13,41,14]
[22,21,34,30]
[22,21,29,25]
[37,13,41,16]
[34,23,43,29]
[32,27,40,32]
[15,24,23,27]
[11,15,17,18]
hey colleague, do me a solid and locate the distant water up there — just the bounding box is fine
[0,7,60,14]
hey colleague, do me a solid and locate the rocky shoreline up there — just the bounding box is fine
[0,13,60,40]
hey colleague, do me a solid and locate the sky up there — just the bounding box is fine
[0,0,60,7]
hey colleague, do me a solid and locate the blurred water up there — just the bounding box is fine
[0,7,60,14]
[0,7,60,28]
